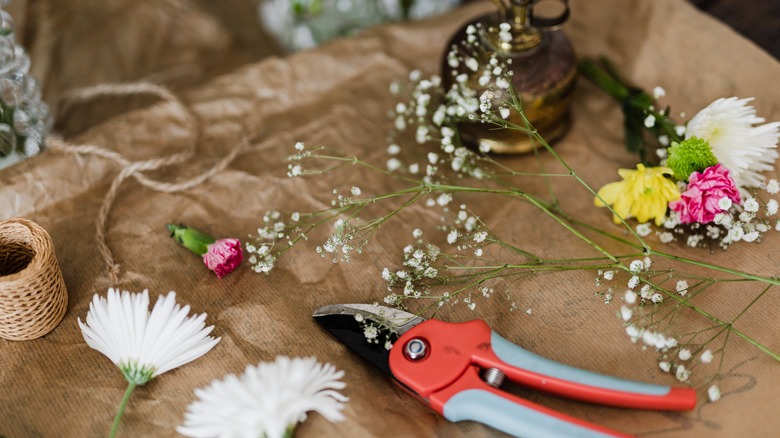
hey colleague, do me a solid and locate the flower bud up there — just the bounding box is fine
[167,224,243,278]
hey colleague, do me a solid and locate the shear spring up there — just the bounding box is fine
[481,367,507,388]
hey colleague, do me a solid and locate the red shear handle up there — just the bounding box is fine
[389,320,696,411]
[433,365,631,438]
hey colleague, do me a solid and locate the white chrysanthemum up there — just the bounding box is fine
[686,97,780,189]
[78,288,220,385]
[178,356,348,438]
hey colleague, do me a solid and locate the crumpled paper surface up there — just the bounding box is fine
[1,0,779,436]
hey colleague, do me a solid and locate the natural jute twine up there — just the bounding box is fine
[49,82,252,283]
[0,218,68,341]
[47,80,326,283]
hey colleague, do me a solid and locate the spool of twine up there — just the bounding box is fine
[0,218,68,341]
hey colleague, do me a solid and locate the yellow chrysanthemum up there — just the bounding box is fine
[595,164,680,226]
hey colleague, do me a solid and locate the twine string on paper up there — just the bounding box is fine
[47,82,251,283]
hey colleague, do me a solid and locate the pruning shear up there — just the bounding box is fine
[314,303,696,438]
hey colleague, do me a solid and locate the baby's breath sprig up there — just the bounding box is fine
[250,38,779,400]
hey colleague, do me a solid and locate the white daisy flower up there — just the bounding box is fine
[78,288,220,437]
[178,356,348,438]
[78,288,220,385]
[686,97,780,189]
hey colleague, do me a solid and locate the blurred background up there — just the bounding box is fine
[0,0,775,166]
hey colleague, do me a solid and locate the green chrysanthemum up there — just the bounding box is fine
[666,136,719,181]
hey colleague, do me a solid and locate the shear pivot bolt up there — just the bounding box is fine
[404,338,428,361]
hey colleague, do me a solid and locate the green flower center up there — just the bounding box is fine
[666,136,718,181]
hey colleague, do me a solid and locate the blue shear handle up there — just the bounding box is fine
[491,331,671,397]
[443,389,618,438]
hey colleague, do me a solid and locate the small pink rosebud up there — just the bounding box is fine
[167,224,243,279]
[203,238,243,279]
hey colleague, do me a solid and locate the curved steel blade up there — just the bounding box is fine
[313,304,426,376]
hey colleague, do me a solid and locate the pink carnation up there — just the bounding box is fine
[203,238,243,279]
[669,164,740,224]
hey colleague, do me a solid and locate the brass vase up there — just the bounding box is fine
[442,0,576,154]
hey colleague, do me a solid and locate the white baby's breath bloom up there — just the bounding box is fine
[625,324,639,340]
[437,193,452,206]
[78,288,220,385]
[364,325,379,339]
[416,126,429,144]
[701,349,714,363]
[687,234,703,248]
[288,164,303,177]
[620,305,632,321]
[447,229,458,244]
[624,290,637,304]
[676,280,689,296]
[394,115,406,131]
[644,115,656,128]
[635,223,651,237]
[387,158,402,172]
[686,97,780,189]
[718,197,733,210]
[767,199,779,215]
[464,57,479,72]
[743,197,759,213]
[675,364,690,382]
[653,86,666,99]
[432,105,446,125]
[743,231,760,242]
[629,259,644,273]
[498,22,512,43]
[765,179,780,194]
[678,348,692,361]
[178,356,348,438]
[708,384,722,402]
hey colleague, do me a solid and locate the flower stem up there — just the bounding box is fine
[109,380,137,438]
